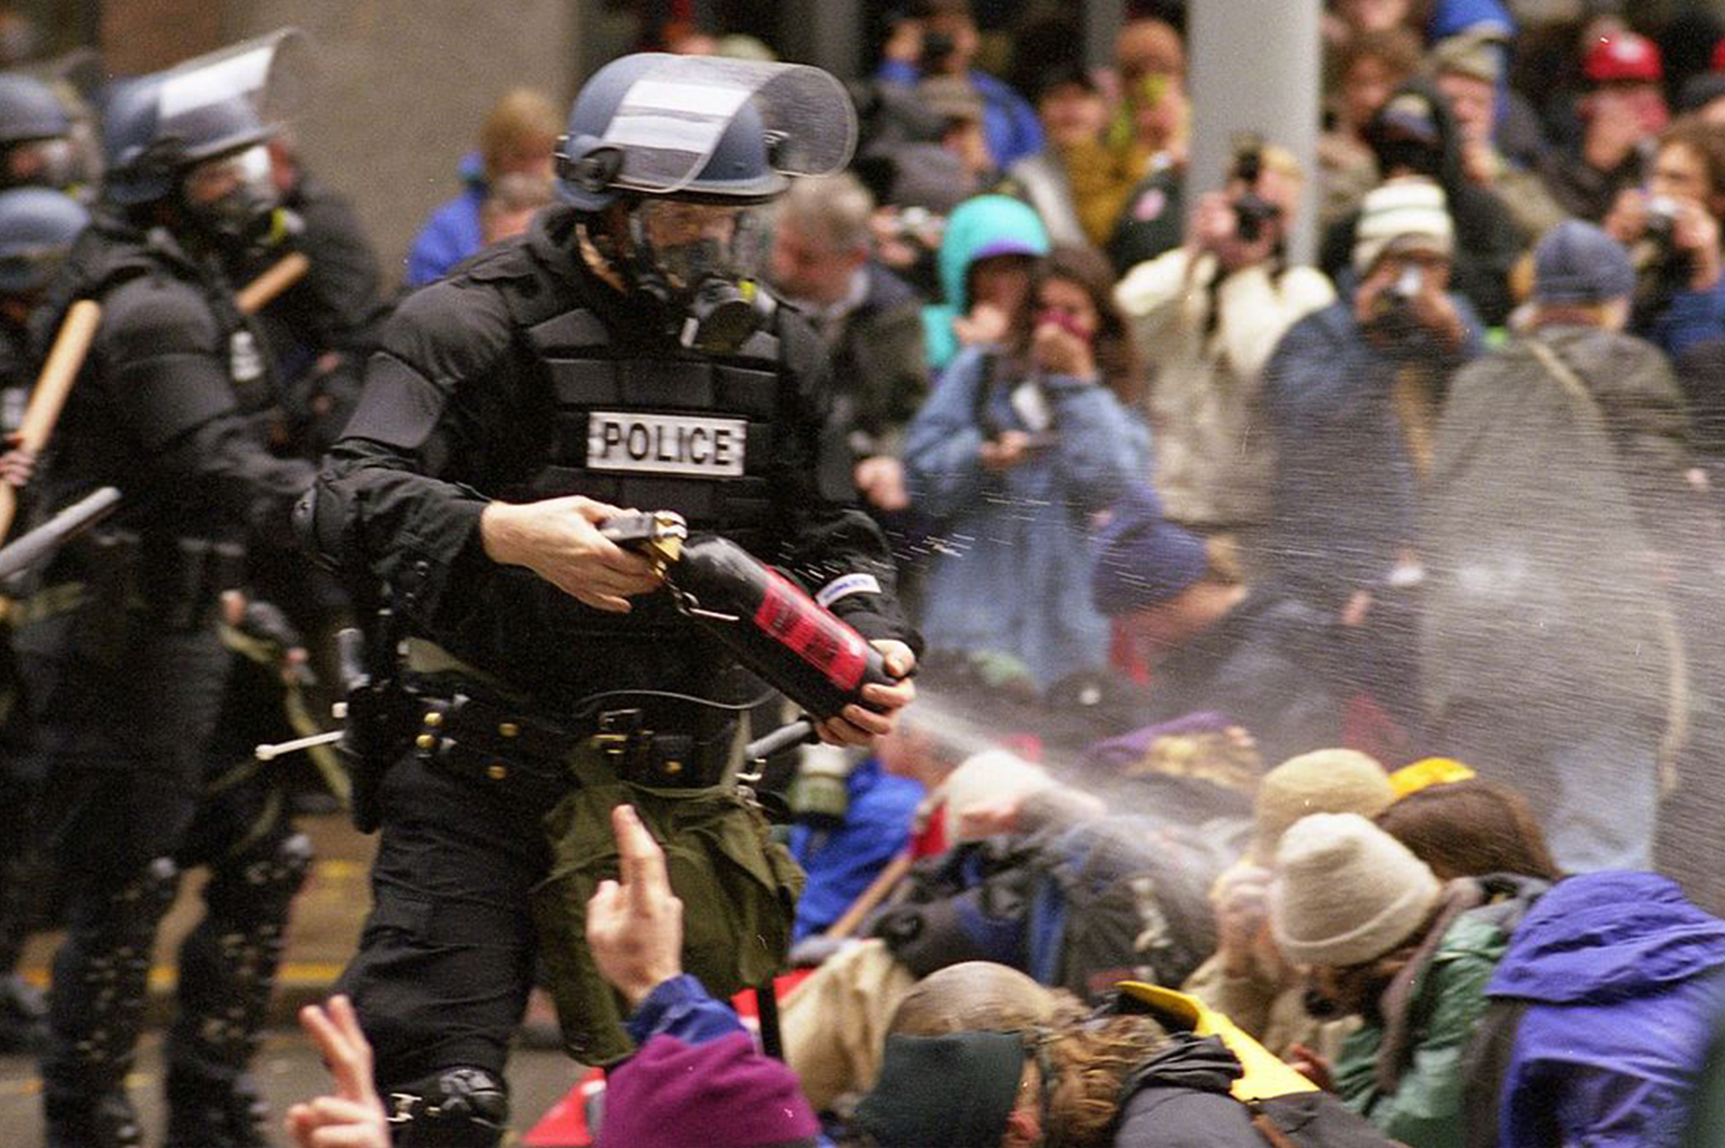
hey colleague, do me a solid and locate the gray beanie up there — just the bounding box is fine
[1534,219,1635,305]
[1269,812,1442,968]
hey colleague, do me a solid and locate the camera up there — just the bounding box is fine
[1229,136,1283,244]
[1367,265,1426,345]
[1631,194,1694,325]
[1643,195,1681,257]
[920,28,957,73]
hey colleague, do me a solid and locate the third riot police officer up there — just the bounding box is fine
[15,35,319,1148]
[301,54,918,1145]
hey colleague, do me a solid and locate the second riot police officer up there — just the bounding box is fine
[14,35,320,1148]
[301,54,919,1145]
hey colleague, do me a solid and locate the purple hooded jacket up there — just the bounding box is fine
[1483,871,1725,1148]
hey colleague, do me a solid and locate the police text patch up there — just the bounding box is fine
[587,412,747,478]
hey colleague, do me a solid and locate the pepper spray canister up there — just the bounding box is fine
[601,510,898,723]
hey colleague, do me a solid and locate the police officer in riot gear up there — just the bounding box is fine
[12,34,319,1148]
[303,53,918,1146]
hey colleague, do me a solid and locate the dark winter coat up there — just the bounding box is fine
[1263,296,1483,609]
[1133,589,1349,768]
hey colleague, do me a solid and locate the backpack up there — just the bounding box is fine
[871,814,1226,1003]
[1022,815,1222,1001]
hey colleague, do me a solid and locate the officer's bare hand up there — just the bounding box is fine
[816,640,916,748]
[587,804,684,1009]
[480,496,663,613]
[286,995,389,1148]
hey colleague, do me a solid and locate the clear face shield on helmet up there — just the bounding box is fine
[180,141,280,244]
[3,136,77,191]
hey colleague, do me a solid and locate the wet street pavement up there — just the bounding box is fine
[0,811,590,1146]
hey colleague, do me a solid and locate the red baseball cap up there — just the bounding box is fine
[1585,32,1663,84]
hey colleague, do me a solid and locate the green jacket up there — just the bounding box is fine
[1333,880,1538,1148]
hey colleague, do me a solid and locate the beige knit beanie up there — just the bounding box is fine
[1249,748,1396,866]
[1268,812,1443,968]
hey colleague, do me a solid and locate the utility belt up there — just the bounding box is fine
[406,690,739,805]
[398,642,740,804]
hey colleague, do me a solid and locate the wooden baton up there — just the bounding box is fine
[0,297,101,540]
[0,249,313,541]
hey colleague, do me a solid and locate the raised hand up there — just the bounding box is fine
[285,995,390,1148]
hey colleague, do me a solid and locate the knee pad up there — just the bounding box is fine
[387,1067,509,1147]
[242,831,313,901]
[209,831,312,920]
[103,856,180,933]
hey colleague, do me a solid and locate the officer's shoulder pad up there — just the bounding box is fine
[453,236,538,283]
[381,275,516,380]
[98,274,221,352]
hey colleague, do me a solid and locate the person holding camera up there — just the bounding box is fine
[1264,176,1484,727]
[1114,142,1335,570]
[1320,80,1525,326]
[878,0,1043,172]
[1602,116,1725,357]
[905,243,1148,692]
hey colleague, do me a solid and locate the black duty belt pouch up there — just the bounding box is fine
[530,777,805,1066]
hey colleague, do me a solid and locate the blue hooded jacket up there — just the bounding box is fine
[1485,872,1725,1148]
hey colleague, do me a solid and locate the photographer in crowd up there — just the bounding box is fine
[1265,176,1483,727]
[1602,116,1725,356]
[1115,140,1334,566]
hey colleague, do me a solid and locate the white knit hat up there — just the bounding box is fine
[1268,812,1443,968]
[1353,176,1454,275]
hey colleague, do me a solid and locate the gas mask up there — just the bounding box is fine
[623,198,776,354]
[180,143,287,252]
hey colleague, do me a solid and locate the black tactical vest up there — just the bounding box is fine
[495,266,793,555]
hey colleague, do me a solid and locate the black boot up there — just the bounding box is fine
[43,1089,144,1148]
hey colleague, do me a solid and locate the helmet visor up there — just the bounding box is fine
[154,28,314,159]
[634,199,768,290]
[601,54,857,197]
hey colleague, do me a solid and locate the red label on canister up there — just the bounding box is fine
[753,569,868,692]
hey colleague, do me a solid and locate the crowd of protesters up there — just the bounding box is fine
[12,0,1725,1145]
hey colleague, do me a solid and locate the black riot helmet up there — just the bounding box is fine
[0,186,87,295]
[0,73,75,192]
[555,53,857,352]
[99,28,312,249]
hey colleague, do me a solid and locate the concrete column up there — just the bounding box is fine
[778,0,863,78]
[1083,0,1126,72]
[223,0,582,286]
[1187,0,1323,264]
